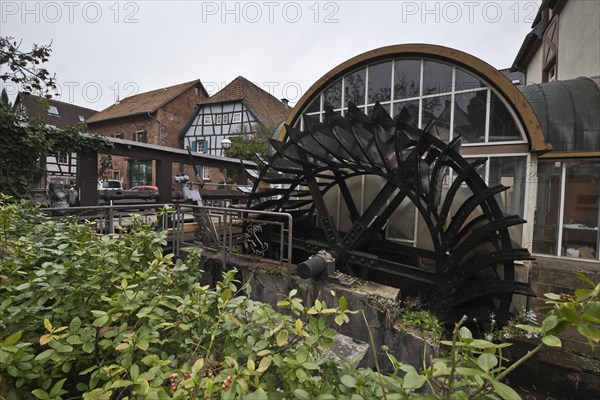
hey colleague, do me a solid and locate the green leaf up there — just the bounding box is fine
[130,364,139,382]
[2,331,22,346]
[109,380,132,388]
[82,342,95,353]
[295,368,308,381]
[50,378,67,397]
[577,323,600,341]
[136,339,149,351]
[35,349,55,362]
[339,296,348,311]
[296,347,308,364]
[402,370,426,389]
[257,356,272,373]
[247,358,255,371]
[544,293,562,300]
[192,358,204,375]
[542,335,562,347]
[491,379,522,400]
[477,353,498,372]
[31,389,50,400]
[541,315,558,333]
[459,326,472,340]
[93,315,109,327]
[43,318,53,333]
[293,389,310,400]
[575,272,595,288]
[276,330,288,347]
[575,289,594,302]
[340,374,356,388]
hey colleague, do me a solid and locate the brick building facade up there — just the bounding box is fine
[87,80,208,191]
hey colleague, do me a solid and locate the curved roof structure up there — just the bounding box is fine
[283,44,550,152]
[520,77,600,154]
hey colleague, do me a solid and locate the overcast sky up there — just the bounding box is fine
[1,0,541,110]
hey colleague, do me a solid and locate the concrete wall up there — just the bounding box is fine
[529,256,600,309]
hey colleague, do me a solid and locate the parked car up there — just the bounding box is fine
[98,180,123,190]
[131,185,159,199]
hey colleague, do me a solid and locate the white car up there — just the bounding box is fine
[98,180,123,190]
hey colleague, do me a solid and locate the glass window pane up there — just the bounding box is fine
[533,161,561,255]
[344,68,366,107]
[489,157,527,244]
[368,62,392,104]
[388,196,416,242]
[562,161,599,259]
[454,91,487,143]
[324,80,342,110]
[423,61,453,96]
[305,95,321,113]
[367,103,390,116]
[394,60,420,100]
[422,95,451,141]
[392,100,419,126]
[489,92,523,142]
[455,68,485,91]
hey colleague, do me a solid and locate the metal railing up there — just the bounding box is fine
[40,204,174,235]
[40,203,294,284]
[174,204,294,285]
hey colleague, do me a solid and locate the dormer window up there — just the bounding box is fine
[78,115,85,122]
[48,106,59,115]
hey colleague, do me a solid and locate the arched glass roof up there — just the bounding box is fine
[285,44,549,152]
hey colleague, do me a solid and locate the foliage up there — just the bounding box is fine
[395,297,444,342]
[1,199,599,400]
[0,89,9,107]
[0,102,110,199]
[224,124,272,165]
[0,36,57,97]
[222,123,273,184]
[99,155,114,180]
[518,273,600,349]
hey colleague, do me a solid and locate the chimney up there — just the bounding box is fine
[281,98,289,108]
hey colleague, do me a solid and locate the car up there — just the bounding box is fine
[131,185,159,199]
[98,180,123,190]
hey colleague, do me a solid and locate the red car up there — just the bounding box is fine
[130,185,159,198]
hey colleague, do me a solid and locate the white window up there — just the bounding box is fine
[232,113,242,123]
[203,115,213,125]
[78,115,85,122]
[135,131,147,143]
[216,114,222,124]
[222,114,229,124]
[48,106,59,115]
[202,166,210,180]
[57,153,68,164]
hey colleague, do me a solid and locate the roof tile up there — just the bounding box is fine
[87,80,205,124]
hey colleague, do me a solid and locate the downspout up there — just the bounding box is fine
[147,111,163,146]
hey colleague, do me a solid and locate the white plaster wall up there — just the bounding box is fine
[526,48,544,84]
[557,0,600,80]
